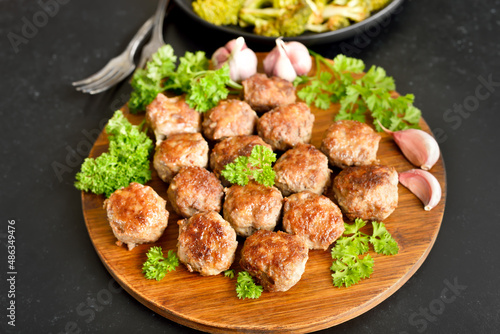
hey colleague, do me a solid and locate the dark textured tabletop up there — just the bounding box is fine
[1,0,499,333]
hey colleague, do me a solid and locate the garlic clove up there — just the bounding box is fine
[263,46,279,77]
[211,46,230,69]
[284,41,312,76]
[211,37,257,82]
[378,121,440,170]
[273,38,297,82]
[263,39,311,81]
[399,169,442,211]
[229,47,257,82]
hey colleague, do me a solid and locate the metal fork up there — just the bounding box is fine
[136,0,170,70]
[72,17,154,94]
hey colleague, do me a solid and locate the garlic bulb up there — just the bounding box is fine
[399,169,442,211]
[378,121,440,170]
[211,37,257,82]
[263,38,312,81]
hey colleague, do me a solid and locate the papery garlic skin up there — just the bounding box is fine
[379,121,440,170]
[393,129,440,170]
[399,169,442,211]
[211,47,230,68]
[211,37,257,82]
[273,38,297,82]
[284,41,312,76]
[263,38,312,82]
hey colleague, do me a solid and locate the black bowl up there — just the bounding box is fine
[172,0,405,46]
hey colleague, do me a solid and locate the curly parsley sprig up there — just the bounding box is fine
[295,51,421,131]
[235,271,263,299]
[221,145,276,187]
[142,246,179,281]
[331,218,399,288]
[128,45,242,113]
[74,110,153,197]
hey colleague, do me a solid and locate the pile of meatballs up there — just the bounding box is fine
[103,72,399,293]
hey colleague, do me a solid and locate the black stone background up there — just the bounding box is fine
[1,0,499,333]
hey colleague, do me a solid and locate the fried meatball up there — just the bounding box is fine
[283,191,344,250]
[167,166,224,218]
[146,93,201,144]
[257,102,314,151]
[320,120,381,168]
[223,181,283,237]
[273,143,331,196]
[104,182,169,250]
[177,211,238,276]
[240,230,309,292]
[242,73,296,113]
[210,135,272,186]
[332,165,399,221]
[202,99,258,141]
[153,132,209,183]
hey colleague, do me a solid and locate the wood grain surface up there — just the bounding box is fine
[81,54,447,333]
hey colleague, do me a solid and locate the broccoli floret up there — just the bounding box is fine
[240,0,312,37]
[272,0,300,8]
[278,1,313,36]
[239,7,286,28]
[192,0,244,26]
[306,14,350,32]
[369,0,392,12]
[323,0,371,22]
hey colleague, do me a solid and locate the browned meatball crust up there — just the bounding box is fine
[257,102,314,151]
[167,166,224,218]
[273,143,331,196]
[332,165,399,221]
[153,132,209,183]
[283,191,345,250]
[210,135,273,185]
[320,120,381,168]
[177,211,238,276]
[242,73,296,113]
[146,93,201,144]
[202,99,258,141]
[223,181,283,237]
[104,182,169,250]
[240,230,309,292]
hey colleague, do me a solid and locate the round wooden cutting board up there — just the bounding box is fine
[81,54,446,333]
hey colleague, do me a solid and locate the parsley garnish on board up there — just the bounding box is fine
[128,45,241,113]
[236,271,263,299]
[295,51,421,132]
[74,110,153,197]
[331,218,399,288]
[142,247,179,281]
[221,145,276,187]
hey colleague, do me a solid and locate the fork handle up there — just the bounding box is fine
[125,17,154,61]
[151,0,169,43]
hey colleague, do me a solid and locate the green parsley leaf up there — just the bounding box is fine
[369,221,400,255]
[164,51,209,93]
[224,269,235,279]
[221,145,276,187]
[296,52,421,131]
[142,246,179,281]
[330,218,398,288]
[330,218,373,288]
[186,64,231,112]
[236,271,263,299]
[74,110,153,197]
[128,45,241,114]
[129,45,177,113]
